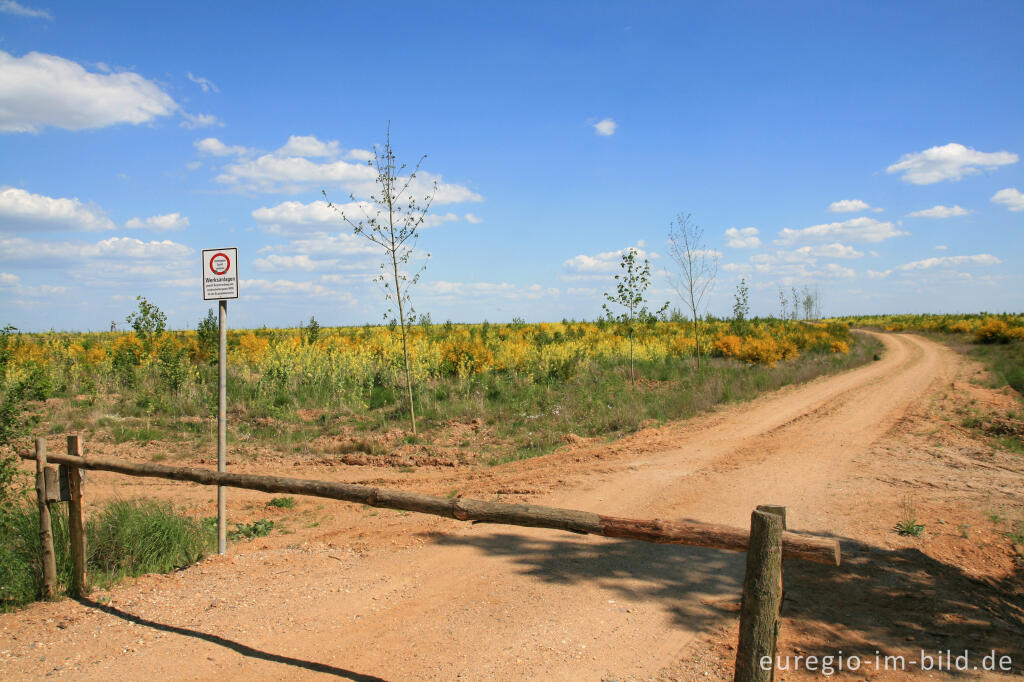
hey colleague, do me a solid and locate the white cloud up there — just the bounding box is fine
[217,154,375,193]
[0,187,115,232]
[750,260,856,285]
[277,135,340,158]
[422,281,560,301]
[724,226,761,248]
[593,118,617,136]
[258,232,378,259]
[776,217,908,245]
[897,254,1001,271]
[722,263,753,273]
[124,212,189,232]
[201,135,483,202]
[194,137,249,156]
[252,199,460,234]
[0,50,177,133]
[991,187,1024,211]
[869,253,1002,279]
[935,245,948,251]
[0,270,67,298]
[800,243,864,259]
[180,112,222,129]
[906,205,970,218]
[0,237,191,279]
[252,199,339,227]
[187,72,219,93]
[464,213,483,224]
[886,143,1018,184]
[828,199,872,213]
[752,243,863,266]
[251,254,320,272]
[0,1,51,19]
[820,263,856,278]
[240,278,343,299]
[345,149,375,162]
[185,161,201,171]
[562,245,660,275]
[419,172,484,204]
[345,170,483,205]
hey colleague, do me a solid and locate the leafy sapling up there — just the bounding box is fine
[603,248,668,390]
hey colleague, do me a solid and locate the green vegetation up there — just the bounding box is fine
[895,495,925,537]
[1,315,873,465]
[1,497,213,611]
[228,518,275,540]
[87,499,213,583]
[267,496,295,509]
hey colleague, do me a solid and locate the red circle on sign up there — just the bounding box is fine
[209,253,230,276]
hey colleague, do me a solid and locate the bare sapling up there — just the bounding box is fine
[667,213,718,368]
[325,125,435,435]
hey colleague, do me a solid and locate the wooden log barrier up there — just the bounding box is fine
[19,449,840,565]
[734,509,784,682]
[32,438,57,600]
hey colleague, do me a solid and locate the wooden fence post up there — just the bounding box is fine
[67,435,88,596]
[755,504,787,530]
[734,508,784,682]
[33,438,57,600]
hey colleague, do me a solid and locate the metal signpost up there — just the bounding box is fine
[202,248,238,554]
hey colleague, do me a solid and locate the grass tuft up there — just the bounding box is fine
[1,497,212,611]
[87,499,214,583]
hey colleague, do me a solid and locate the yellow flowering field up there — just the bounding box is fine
[0,319,855,396]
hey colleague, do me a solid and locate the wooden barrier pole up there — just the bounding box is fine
[66,435,88,596]
[19,450,841,565]
[734,509,784,682]
[33,438,57,600]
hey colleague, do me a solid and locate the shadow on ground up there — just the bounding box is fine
[426,525,1024,674]
[75,597,387,681]
[783,541,1023,674]
[427,528,746,634]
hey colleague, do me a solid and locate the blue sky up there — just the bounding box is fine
[1,1,1022,331]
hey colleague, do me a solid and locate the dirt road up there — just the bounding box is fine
[3,332,1022,680]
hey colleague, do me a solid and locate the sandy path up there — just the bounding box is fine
[1,333,965,680]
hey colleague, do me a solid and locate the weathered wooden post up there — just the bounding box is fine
[755,504,787,530]
[33,438,57,600]
[67,435,88,596]
[734,507,784,682]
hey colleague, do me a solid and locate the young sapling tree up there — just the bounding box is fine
[603,248,668,390]
[324,126,436,435]
[667,213,718,368]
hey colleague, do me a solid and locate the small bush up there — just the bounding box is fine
[266,496,295,509]
[88,499,213,581]
[0,500,72,609]
[974,318,1011,344]
[714,335,742,357]
[894,494,925,537]
[228,518,274,540]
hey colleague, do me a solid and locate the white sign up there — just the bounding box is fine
[202,247,239,300]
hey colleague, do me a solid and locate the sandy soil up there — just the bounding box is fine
[2,332,1022,680]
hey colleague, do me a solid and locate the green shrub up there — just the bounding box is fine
[228,518,274,540]
[87,499,213,582]
[0,499,73,610]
